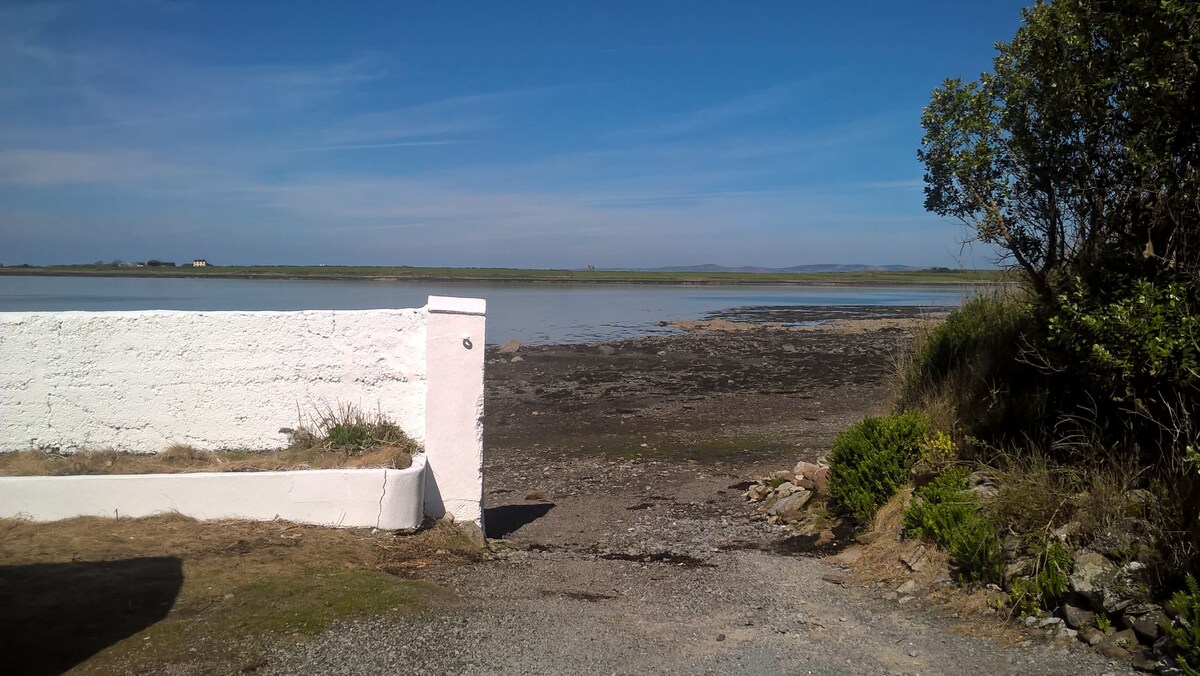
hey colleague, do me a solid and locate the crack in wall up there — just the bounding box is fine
[376,470,388,529]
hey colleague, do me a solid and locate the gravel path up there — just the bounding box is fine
[265,460,1129,675]
[262,325,1132,674]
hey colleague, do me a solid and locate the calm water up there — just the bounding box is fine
[0,275,969,344]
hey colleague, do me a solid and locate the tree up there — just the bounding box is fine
[919,0,1200,296]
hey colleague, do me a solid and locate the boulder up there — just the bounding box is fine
[793,461,821,479]
[901,545,930,573]
[896,580,919,596]
[597,344,616,356]
[811,467,830,496]
[1004,558,1035,588]
[1125,607,1165,645]
[766,490,811,522]
[1062,598,1095,629]
[1079,627,1105,646]
[1069,551,1117,610]
[498,339,522,353]
[1095,629,1139,659]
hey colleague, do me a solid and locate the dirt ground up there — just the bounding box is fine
[260,316,1123,675]
[1,312,1130,674]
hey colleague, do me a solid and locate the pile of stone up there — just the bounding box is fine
[744,460,830,525]
[1018,548,1184,672]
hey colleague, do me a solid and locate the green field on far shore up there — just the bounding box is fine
[0,264,1007,285]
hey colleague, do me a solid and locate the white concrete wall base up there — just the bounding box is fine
[1,297,485,527]
[0,454,427,530]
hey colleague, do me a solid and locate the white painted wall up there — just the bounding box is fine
[0,456,426,530]
[0,309,427,452]
[424,296,486,527]
[0,298,487,526]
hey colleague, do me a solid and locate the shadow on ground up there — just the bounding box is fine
[0,556,183,675]
[485,503,555,538]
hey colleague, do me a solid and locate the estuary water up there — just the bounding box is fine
[0,275,969,345]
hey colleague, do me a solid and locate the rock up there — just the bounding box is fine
[1079,627,1105,646]
[901,545,930,572]
[498,339,522,353]
[1052,521,1081,542]
[774,481,796,497]
[855,531,882,545]
[746,485,770,501]
[793,461,821,479]
[1062,598,1095,629]
[822,571,848,586]
[597,344,616,356]
[509,356,524,362]
[1130,650,1158,672]
[1056,627,1078,641]
[1004,558,1035,587]
[766,490,811,522]
[455,521,488,549]
[811,467,830,496]
[829,546,864,566]
[1002,534,1024,556]
[1069,551,1118,609]
[1126,608,1165,644]
[1037,616,1064,629]
[896,580,919,596]
[967,484,999,501]
[1024,615,1040,628]
[781,343,796,353]
[794,477,815,490]
[1095,629,1139,659]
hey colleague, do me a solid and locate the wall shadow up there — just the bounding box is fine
[485,503,555,538]
[0,557,183,675]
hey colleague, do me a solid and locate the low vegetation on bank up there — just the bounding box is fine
[775,0,1200,672]
[0,263,1007,286]
[0,405,419,476]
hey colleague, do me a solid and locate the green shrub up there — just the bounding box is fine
[899,293,1045,445]
[1010,540,1072,616]
[299,403,416,457]
[904,467,1005,585]
[904,467,975,544]
[828,413,929,523]
[1166,574,1200,676]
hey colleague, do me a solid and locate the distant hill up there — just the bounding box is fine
[612,263,924,274]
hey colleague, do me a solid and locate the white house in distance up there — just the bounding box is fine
[192,259,209,267]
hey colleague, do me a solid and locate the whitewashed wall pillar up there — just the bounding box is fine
[423,296,486,528]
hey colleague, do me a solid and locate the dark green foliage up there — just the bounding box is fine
[949,517,1007,587]
[903,467,1005,585]
[323,424,374,454]
[1166,574,1200,676]
[920,0,1200,294]
[903,468,975,543]
[902,294,1046,442]
[828,413,928,523]
[1010,540,1072,616]
[303,404,417,457]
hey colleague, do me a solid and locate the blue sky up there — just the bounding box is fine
[0,0,1029,268]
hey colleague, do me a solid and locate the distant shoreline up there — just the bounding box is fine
[0,266,1008,286]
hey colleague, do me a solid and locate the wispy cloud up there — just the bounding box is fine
[862,179,924,190]
[287,140,461,152]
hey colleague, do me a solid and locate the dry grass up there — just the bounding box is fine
[0,515,482,673]
[840,488,951,590]
[0,443,415,477]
